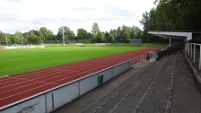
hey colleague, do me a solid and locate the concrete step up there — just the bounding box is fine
[53,51,201,113]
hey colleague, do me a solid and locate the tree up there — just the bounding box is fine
[140,12,150,31]
[22,32,29,44]
[0,31,6,45]
[142,0,201,31]
[105,31,112,43]
[88,32,93,40]
[91,22,100,38]
[149,8,157,30]
[57,26,75,43]
[96,32,105,43]
[121,25,132,42]
[77,28,88,42]
[13,31,23,44]
[39,27,54,43]
[109,29,118,42]
[131,26,142,39]
[29,30,41,44]
[117,27,122,41]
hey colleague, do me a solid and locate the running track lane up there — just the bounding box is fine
[0,47,161,109]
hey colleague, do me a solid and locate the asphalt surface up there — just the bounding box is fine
[53,51,201,113]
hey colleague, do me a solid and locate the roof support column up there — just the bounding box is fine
[199,45,201,70]
[169,38,171,46]
[187,43,190,56]
[190,43,193,58]
[194,44,196,63]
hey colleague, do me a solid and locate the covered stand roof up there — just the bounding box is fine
[148,31,192,41]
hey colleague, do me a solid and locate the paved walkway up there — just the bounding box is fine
[53,51,201,113]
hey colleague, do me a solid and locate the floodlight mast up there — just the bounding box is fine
[22,36,23,44]
[5,33,7,46]
[63,26,65,46]
[61,18,65,46]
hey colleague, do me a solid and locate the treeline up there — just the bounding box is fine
[140,0,201,42]
[0,23,143,45]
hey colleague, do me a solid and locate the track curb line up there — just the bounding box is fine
[183,50,201,91]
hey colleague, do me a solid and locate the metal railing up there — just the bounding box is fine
[131,54,147,66]
[185,42,201,70]
[157,42,186,59]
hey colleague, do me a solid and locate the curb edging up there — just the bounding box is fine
[183,50,201,92]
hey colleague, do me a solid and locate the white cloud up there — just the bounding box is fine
[0,0,155,34]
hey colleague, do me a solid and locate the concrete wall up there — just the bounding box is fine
[1,45,45,50]
[1,95,46,113]
[101,68,113,83]
[112,64,122,77]
[79,73,99,95]
[0,59,135,113]
[122,61,130,72]
[0,46,5,50]
[46,82,79,112]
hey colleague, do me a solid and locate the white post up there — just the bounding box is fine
[188,43,190,56]
[169,38,171,46]
[61,18,65,46]
[22,36,24,44]
[199,45,201,70]
[189,43,191,57]
[186,43,188,51]
[187,43,189,55]
[190,43,193,58]
[62,26,65,46]
[194,44,196,63]
[185,43,187,51]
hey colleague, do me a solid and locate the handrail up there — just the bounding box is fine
[157,42,186,59]
[185,42,201,70]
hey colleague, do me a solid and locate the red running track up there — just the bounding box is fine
[0,47,161,109]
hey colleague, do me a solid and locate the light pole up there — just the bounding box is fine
[63,26,65,46]
[5,33,7,46]
[22,36,24,45]
[41,34,44,45]
[61,18,65,46]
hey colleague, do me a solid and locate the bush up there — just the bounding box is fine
[193,36,201,43]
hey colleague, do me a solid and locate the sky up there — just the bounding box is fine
[0,0,156,34]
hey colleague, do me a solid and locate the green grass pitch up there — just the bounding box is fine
[0,44,166,77]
